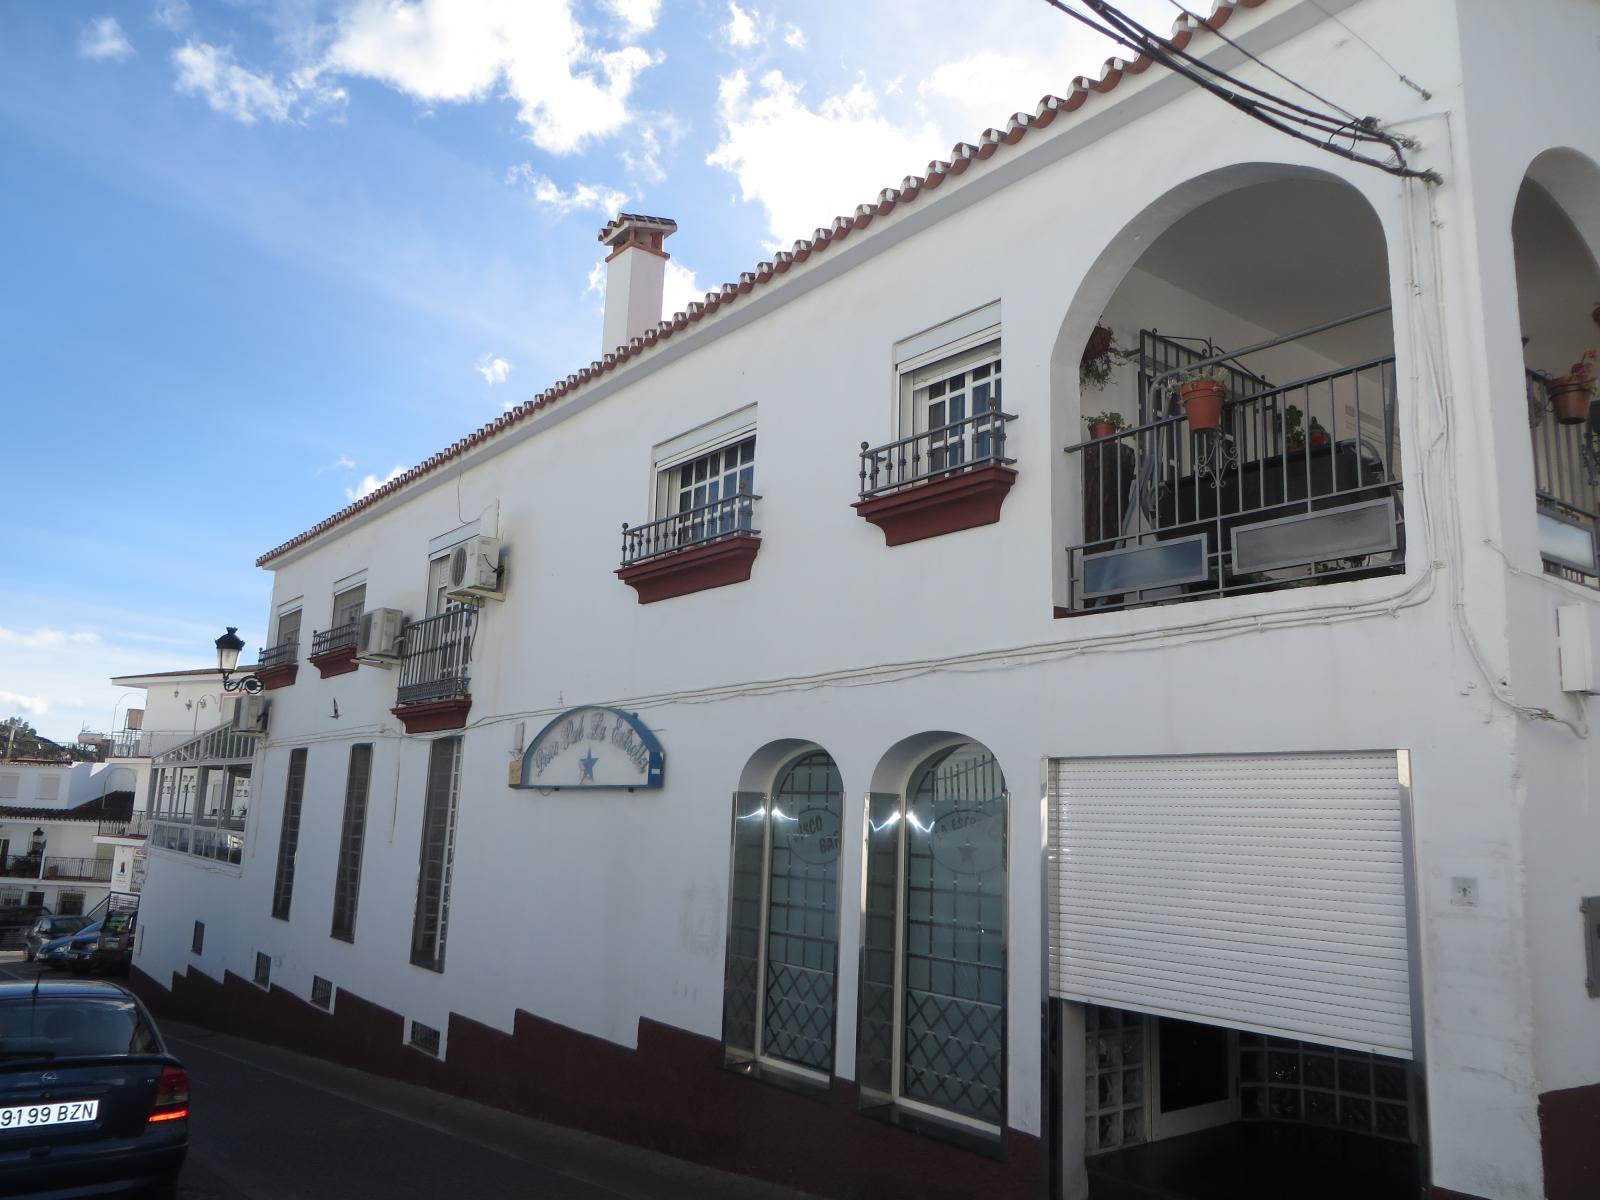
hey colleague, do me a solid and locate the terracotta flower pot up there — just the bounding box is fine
[1179,380,1227,431]
[1550,378,1594,425]
[1088,420,1118,440]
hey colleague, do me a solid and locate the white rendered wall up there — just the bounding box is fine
[135,3,1600,1196]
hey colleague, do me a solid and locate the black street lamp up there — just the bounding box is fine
[215,628,263,694]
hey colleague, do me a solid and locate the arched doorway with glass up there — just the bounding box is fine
[859,736,1008,1147]
[721,742,845,1088]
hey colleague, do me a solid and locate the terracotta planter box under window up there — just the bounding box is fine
[308,645,359,678]
[255,662,299,691]
[616,536,761,604]
[853,464,1018,546]
[391,697,471,734]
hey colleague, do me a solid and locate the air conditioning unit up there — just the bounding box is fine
[446,535,504,601]
[358,607,405,663]
[230,695,269,737]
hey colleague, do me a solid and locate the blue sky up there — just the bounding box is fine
[0,0,1169,742]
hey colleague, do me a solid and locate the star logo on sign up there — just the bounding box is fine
[578,749,599,784]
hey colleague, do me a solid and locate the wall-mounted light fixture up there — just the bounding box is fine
[214,628,264,695]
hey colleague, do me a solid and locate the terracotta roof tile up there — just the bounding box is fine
[256,0,1268,567]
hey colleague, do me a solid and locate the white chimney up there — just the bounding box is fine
[598,213,678,354]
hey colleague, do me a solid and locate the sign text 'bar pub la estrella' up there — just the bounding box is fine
[510,706,665,791]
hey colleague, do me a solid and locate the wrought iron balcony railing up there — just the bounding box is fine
[1526,369,1600,586]
[259,640,298,669]
[42,857,114,883]
[621,492,761,567]
[859,406,1017,499]
[1064,349,1403,614]
[311,622,360,658]
[98,813,152,839]
[395,606,476,707]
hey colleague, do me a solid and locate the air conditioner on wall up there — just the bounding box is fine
[446,535,504,601]
[357,608,405,663]
[230,695,269,737]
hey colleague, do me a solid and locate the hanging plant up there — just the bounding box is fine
[1080,322,1141,391]
[1550,349,1598,425]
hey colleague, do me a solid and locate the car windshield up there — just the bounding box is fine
[0,997,160,1060]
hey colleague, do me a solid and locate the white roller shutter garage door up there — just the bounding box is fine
[1048,752,1414,1058]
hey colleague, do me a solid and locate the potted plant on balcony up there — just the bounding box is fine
[1176,365,1229,432]
[1085,411,1127,440]
[1549,350,1597,425]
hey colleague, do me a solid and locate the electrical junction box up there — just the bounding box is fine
[1555,605,1600,693]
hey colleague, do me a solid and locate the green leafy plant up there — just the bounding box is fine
[1282,403,1305,450]
[1176,363,1231,388]
[1084,411,1128,432]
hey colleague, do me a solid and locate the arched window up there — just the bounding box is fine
[859,743,1007,1135]
[722,750,843,1081]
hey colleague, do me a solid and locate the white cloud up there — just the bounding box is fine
[919,50,1069,127]
[152,0,191,32]
[600,0,659,38]
[783,24,806,51]
[708,69,943,249]
[505,164,628,216]
[172,41,345,125]
[618,112,684,186]
[475,353,512,384]
[325,0,658,155]
[0,628,103,650]
[346,465,407,501]
[0,690,50,717]
[335,454,357,469]
[79,16,134,62]
[724,2,759,49]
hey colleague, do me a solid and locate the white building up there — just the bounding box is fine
[131,3,1600,1198]
[0,758,147,914]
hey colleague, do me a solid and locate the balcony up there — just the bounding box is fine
[0,855,113,883]
[1062,320,1403,615]
[617,493,762,603]
[309,621,361,677]
[256,640,299,690]
[391,606,476,733]
[1526,370,1600,586]
[97,813,152,839]
[854,406,1018,546]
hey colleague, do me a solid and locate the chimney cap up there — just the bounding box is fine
[598,212,679,246]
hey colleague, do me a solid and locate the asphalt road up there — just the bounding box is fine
[0,956,813,1200]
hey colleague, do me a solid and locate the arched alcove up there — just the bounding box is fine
[1051,167,1401,614]
[1513,148,1600,584]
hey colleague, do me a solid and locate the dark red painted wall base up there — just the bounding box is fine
[1539,1080,1600,1200]
[131,965,1037,1200]
[1432,1189,1493,1200]
[853,465,1018,546]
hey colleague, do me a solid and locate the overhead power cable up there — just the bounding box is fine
[1040,0,1442,184]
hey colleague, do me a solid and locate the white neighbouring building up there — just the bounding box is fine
[0,758,148,915]
[131,3,1600,1198]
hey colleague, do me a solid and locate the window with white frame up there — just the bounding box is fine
[858,743,1008,1138]
[652,434,756,553]
[411,736,462,972]
[890,304,1006,484]
[274,608,302,649]
[425,553,453,617]
[331,583,365,630]
[722,751,844,1083]
[0,775,18,802]
[35,774,61,803]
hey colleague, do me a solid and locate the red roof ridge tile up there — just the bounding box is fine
[256,0,1267,567]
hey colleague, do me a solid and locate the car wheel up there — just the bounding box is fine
[24,949,34,963]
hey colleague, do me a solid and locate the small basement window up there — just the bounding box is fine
[311,976,333,1010]
[253,952,271,989]
[191,921,204,955]
[408,1020,441,1057]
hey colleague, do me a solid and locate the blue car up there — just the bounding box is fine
[37,923,100,970]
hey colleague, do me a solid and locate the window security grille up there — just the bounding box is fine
[271,749,308,921]
[330,744,373,941]
[408,1020,441,1057]
[191,921,204,955]
[410,737,462,972]
[311,976,333,1010]
[253,952,271,989]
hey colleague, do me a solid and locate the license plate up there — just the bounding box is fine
[0,1100,98,1130]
